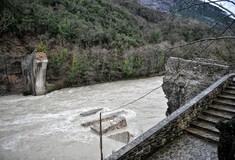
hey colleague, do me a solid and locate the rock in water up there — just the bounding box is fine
[90,116,127,134]
[81,110,126,127]
[108,131,134,144]
[80,108,103,117]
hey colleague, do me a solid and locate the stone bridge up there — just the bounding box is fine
[106,72,235,159]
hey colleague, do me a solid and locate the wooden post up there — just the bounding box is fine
[127,132,130,144]
[100,112,104,160]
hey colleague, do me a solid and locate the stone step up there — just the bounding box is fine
[91,117,127,134]
[209,104,235,113]
[198,114,223,124]
[192,120,219,133]
[80,108,103,117]
[186,127,219,143]
[81,110,126,127]
[203,108,234,119]
[226,86,235,90]
[222,90,235,96]
[214,99,235,106]
[218,94,235,101]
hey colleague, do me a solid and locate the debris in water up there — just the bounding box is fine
[90,116,127,134]
[80,108,103,117]
[108,131,134,144]
[81,110,127,127]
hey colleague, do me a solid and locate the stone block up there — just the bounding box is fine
[81,110,126,127]
[80,108,103,117]
[91,116,127,134]
[108,131,134,144]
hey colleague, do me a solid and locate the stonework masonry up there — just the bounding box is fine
[21,51,48,96]
[106,73,234,160]
[162,57,229,115]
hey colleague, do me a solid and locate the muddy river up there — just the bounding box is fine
[0,76,168,160]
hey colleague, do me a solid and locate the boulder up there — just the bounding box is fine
[90,116,127,134]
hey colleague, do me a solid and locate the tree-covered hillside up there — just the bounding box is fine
[1,0,147,50]
[0,0,234,88]
[1,0,223,50]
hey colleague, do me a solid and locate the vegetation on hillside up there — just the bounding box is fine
[1,0,147,50]
[0,0,234,88]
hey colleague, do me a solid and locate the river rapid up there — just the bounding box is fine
[0,76,168,160]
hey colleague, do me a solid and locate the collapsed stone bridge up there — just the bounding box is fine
[106,57,235,160]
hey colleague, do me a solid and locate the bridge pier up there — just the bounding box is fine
[21,51,48,96]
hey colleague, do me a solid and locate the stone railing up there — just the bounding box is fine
[106,73,235,160]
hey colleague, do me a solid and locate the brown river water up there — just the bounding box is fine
[0,76,167,160]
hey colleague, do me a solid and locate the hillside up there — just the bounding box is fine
[139,0,234,31]
[0,0,234,90]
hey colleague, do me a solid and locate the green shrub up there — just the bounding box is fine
[78,55,89,81]
[50,48,68,75]
[68,54,79,81]
[152,30,162,43]
[121,57,134,77]
[57,19,72,39]
[155,52,165,73]
[35,43,48,52]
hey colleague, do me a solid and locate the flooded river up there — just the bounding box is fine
[0,76,168,160]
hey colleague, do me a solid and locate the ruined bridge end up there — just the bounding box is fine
[162,57,230,115]
[106,73,235,160]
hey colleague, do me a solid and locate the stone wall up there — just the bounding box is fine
[162,57,229,115]
[106,74,235,160]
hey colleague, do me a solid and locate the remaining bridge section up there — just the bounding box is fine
[106,73,235,160]
[148,79,235,160]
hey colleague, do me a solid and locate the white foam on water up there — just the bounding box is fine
[0,76,168,159]
[1,134,30,151]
